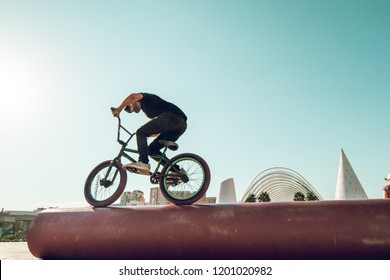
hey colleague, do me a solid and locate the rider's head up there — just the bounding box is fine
[125,101,141,113]
[132,101,141,113]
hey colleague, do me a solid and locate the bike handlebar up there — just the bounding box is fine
[110,107,134,145]
[110,107,118,116]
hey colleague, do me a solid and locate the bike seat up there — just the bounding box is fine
[159,140,179,151]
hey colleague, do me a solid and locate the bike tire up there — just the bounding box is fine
[159,153,211,205]
[84,160,127,207]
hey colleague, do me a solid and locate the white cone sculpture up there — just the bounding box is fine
[335,149,368,200]
[217,178,237,203]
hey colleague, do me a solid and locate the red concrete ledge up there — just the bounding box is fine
[27,200,390,260]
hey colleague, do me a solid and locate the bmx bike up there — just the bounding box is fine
[84,109,211,207]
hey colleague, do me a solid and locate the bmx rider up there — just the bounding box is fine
[112,92,187,174]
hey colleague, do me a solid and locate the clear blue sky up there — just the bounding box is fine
[1,0,389,210]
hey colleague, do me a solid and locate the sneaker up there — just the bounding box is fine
[123,161,150,175]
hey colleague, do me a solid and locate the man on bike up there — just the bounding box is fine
[383,173,390,198]
[112,92,187,174]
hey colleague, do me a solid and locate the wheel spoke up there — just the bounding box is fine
[163,156,207,202]
[84,160,127,207]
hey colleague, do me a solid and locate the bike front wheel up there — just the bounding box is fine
[160,153,211,205]
[84,160,127,207]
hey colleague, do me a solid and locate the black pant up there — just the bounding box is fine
[136,112,187,164]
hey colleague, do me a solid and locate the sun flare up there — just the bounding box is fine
[0,48,49,129]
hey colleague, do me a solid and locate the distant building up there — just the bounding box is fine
[209,196,217,203]
[241,167,323,202]
[0,210,41,241]
[217,178,237,203]
[120,190,146,206]
[149,187,216,205]
[150,187,169,205]
[335,149,368,200]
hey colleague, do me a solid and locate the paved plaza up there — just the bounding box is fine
[0,242,38,260]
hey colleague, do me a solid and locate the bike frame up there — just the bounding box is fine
[103,116,173,184]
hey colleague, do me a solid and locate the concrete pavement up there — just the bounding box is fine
[0,242,38,260]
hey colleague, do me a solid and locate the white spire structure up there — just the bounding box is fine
[217,178,237,203]
[335,149,368,200]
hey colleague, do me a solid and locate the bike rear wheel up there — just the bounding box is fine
[84,160,127,207]
[159,153,211,205]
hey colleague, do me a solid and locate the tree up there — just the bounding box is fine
[293,192,305,201]
[306,191,319,201]
[244,193,257,203]
[258,191,271,202]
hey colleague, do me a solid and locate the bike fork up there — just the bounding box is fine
[102,159,121,187]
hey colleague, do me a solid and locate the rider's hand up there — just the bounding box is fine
[124,104,133,113]
[111,107,120,117]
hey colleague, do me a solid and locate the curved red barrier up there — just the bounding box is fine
[27,200,390,259]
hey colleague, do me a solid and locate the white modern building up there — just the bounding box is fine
[216,178,237,203]
[241,167,323,202]
[335,149,368,200]
[239,149,369,203]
